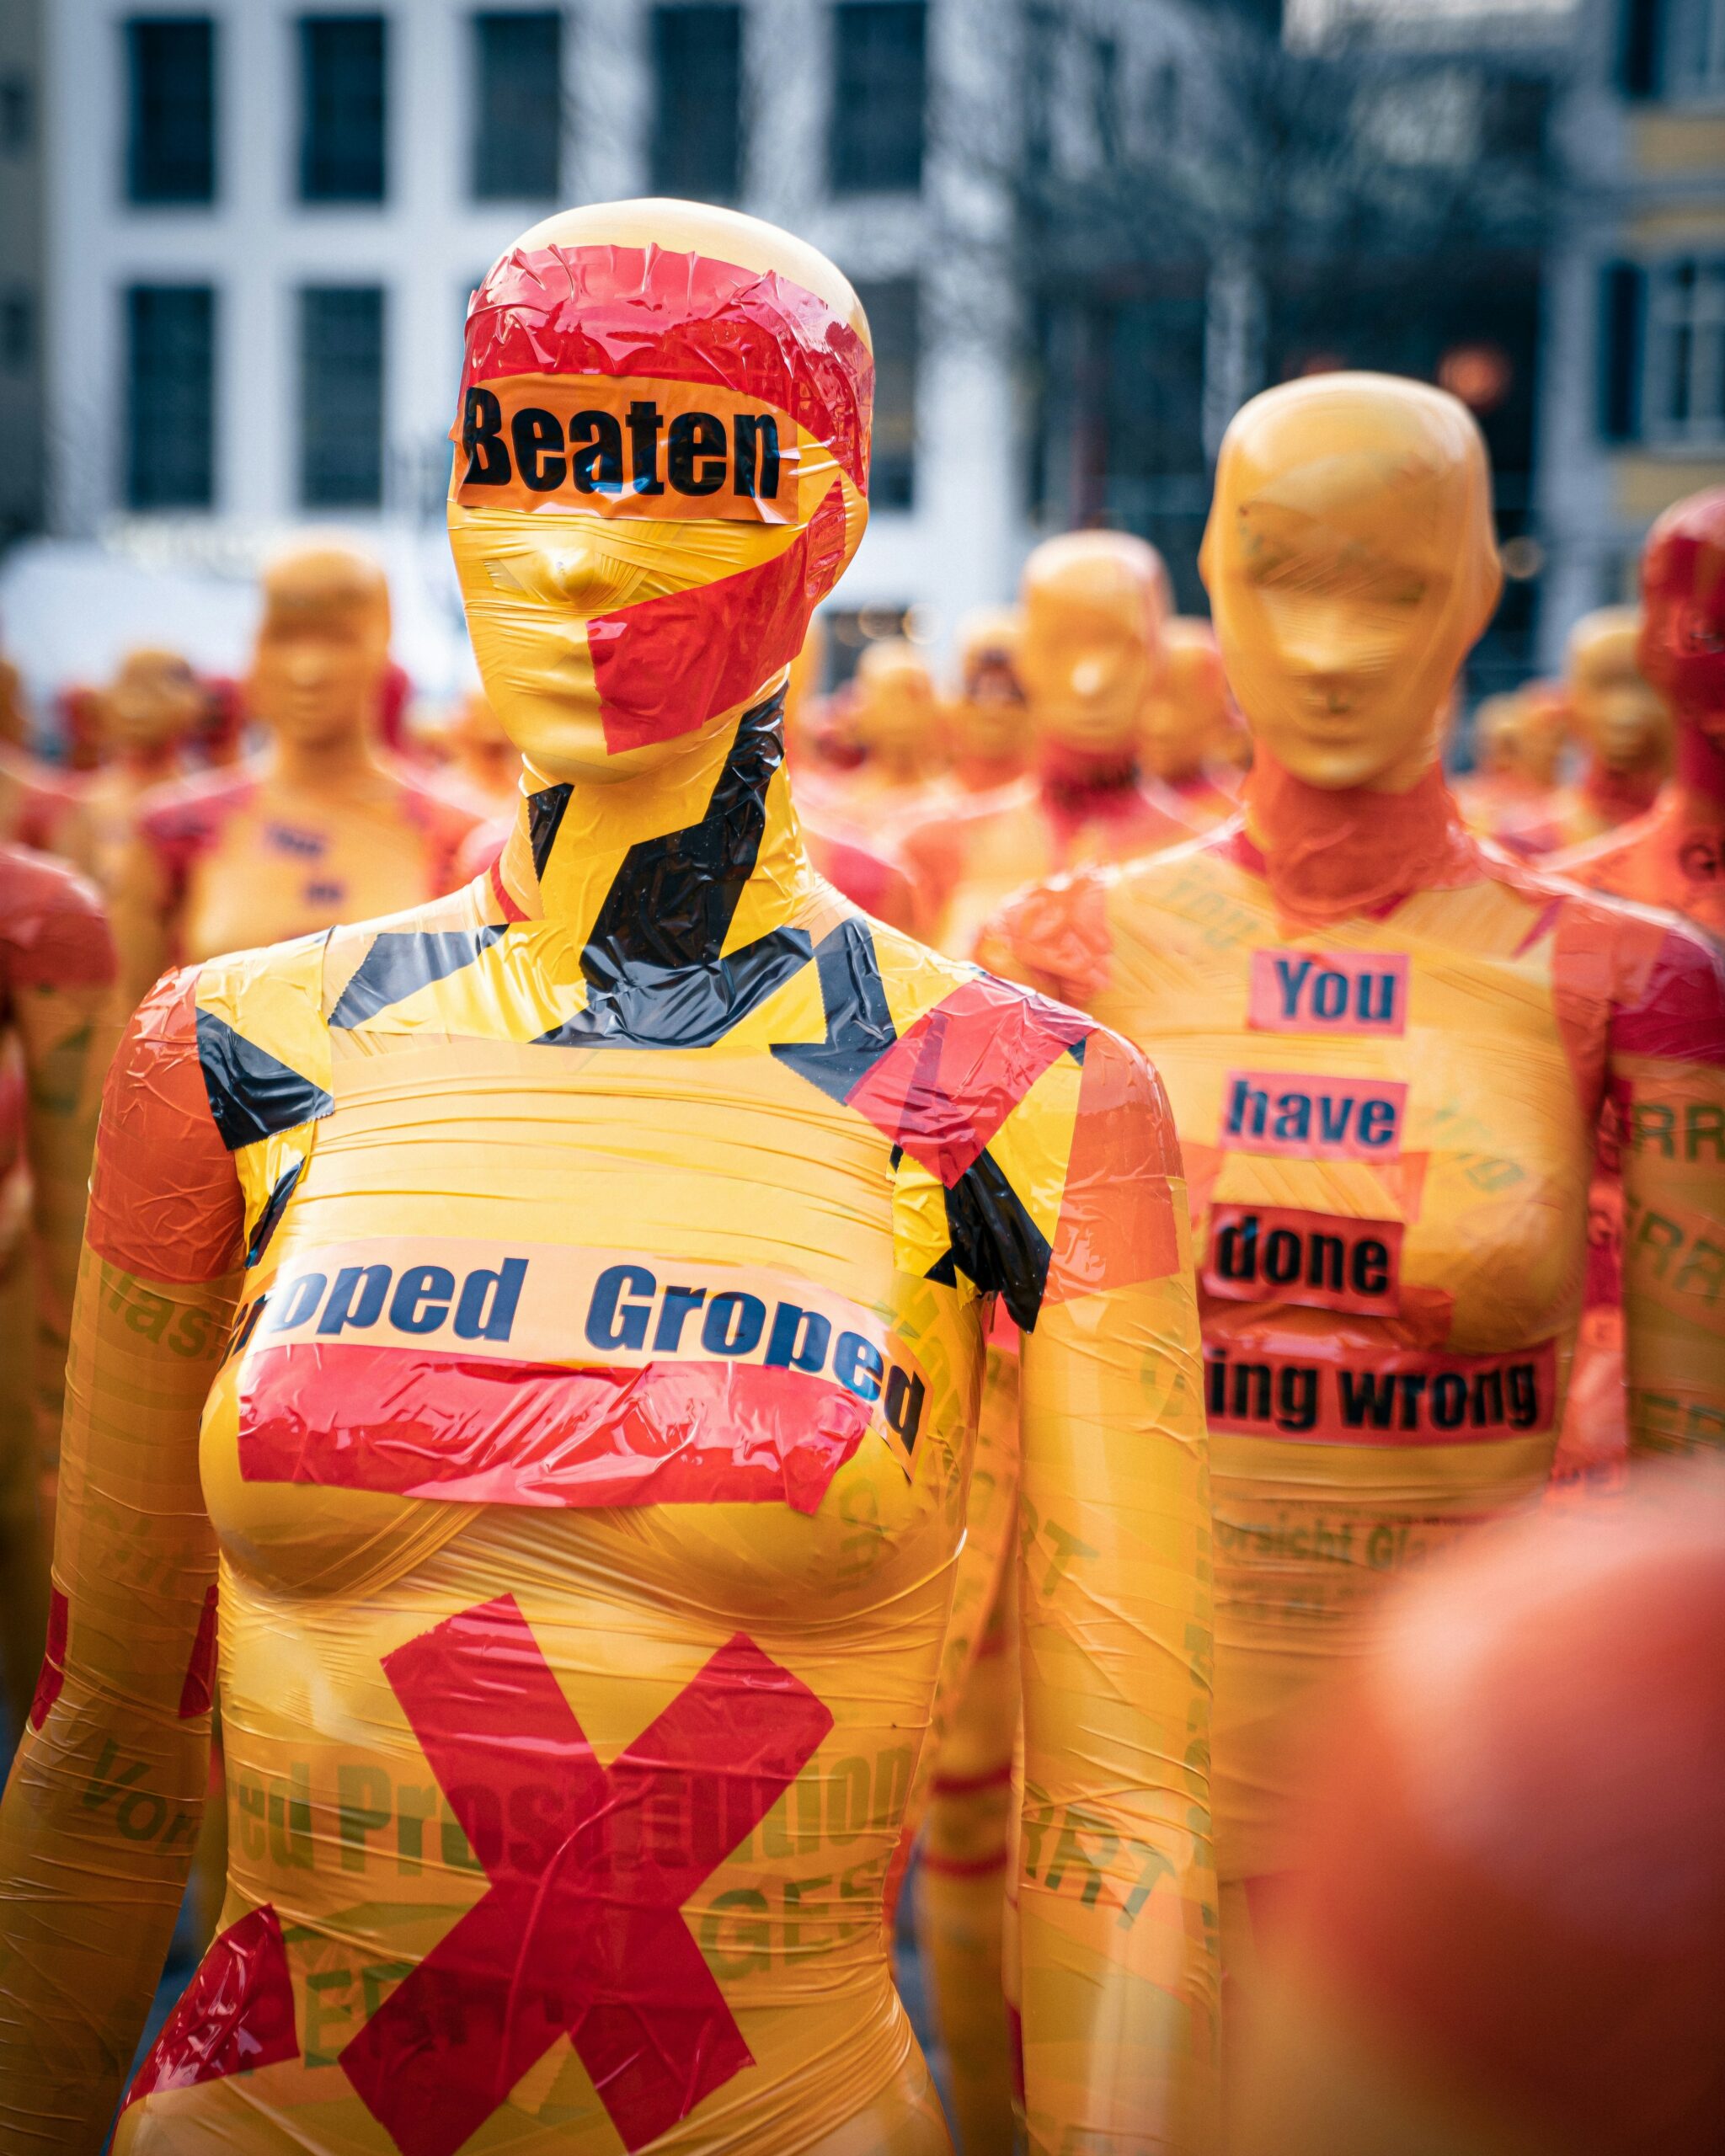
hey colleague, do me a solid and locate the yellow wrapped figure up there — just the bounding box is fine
[980,372,1725,2020]
[0,202,1218,2156]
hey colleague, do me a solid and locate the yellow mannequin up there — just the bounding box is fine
[441,688,525,820]
[82,648,206,892]
[944,609,1028,796]
[0,199,1218,2156]
[111,547,482,1011]
[980,373,1725,2063]
[904,533,1196,957]
[835,638,947,819]
[1501,610,1671,857]
[1139,617,1243,828]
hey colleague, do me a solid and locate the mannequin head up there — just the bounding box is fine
[1566,608,1672,776]
[1471,683,1567,788]
[1140,616,1236,781]
[104,647,202,761]
[249,544,392,755]
[1018,531,1168,762]
[448,688,521,798]
[1201,373,1502,792]
[948,607,1028,771]
[1639,486,1725,744]
[449,200,872,787]
[849,639,941,773]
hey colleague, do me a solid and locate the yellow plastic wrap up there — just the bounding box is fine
[0,200,1218,2156]
[979,374,1725,1992]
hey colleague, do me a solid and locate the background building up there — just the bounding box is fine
[0,0,45,552]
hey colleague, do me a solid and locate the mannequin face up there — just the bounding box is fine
[449,200,871,786]
[249,548,392,753]
[1018,531,1168,761]
[1140,617,1234,780]
[851,640,939,765]
[1640,487,1725,744]
[949,608,1027,766]
[1567,609,1672,774]
[105,648,202,757]
[1201,373,1502,791]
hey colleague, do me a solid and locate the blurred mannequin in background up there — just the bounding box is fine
[944,608,1028,796]
[112,544,483,1011]
[833,637,947,823]
[1502,609,1670,856]
[440,687,524,821]
[0,657,83,859]
[904,531,1196,958]
[82,648,206,892]
[1139,616,1245,829]
[1452,681,1568,842]
[980,374,1725,2059]
[0,846,113,1734]
[1233,1472,1725,2156]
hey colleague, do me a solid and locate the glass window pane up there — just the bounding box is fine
[126,18,216,204]
[853,276,917,508]
[126,284,216,509]
[650,6,743,203]
[300,285,385,507]
[300,15,387,203]
[473,11,563,200]
[830,3,925,195]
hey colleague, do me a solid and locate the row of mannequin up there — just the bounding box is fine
[0,196,1718,2156]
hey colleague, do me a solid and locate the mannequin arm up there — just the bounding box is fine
[1610,917,1725,1457]
[1015,1030,1219,2152]
[0,971,242,2151]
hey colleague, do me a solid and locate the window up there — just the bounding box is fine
[300,286,385,507]
[854,276,916,507]
[1024,8,1059,175]
[1666,0,1725,98]
[126,285,216,509]
[299,14,387,202]
[0,288,32,371]
[830,3,924,195]
[126,19,216,203]
[1648,258,1725,442]
[651,6,743,202]
[1092,36,1120,165]
[473,11,562,200]
[0,72,33,153]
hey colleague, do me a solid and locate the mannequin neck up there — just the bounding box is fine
[1581,753,1664,819]
[265,723,380,793]
[118,738,184,782]
[1674,723,1725,817]
[1237,751,1475,923]
[494,686,806,947]
[1038,737,1140,802]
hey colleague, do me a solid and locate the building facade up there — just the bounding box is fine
[40,0,1022,676]
[0,0,45,549]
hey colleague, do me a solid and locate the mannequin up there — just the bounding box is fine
[945,609,1028,796]
[978,373,1725,2028]
[0,200,1219,2155]
[0,655,83,860]
[1139,618,1244,829]
[1451,681,1568,843]
[1500,609,1670,857]
[904,533,1198,958]
[0,846,113,1730]
[833,638,948,822]
[441,687,525,821]
[110,547,483,1011]
[83,648,206,892]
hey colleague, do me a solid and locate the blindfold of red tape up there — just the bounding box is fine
[590,483,847,755]
[464,244,873,495]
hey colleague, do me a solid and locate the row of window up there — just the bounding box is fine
[123,272,919,511]
[1599,257,1725,448]
[126,3,925,210]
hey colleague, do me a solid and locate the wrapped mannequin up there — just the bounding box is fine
[1232,1470,1725,2156]
[0,846,114,1730]
[1451,681,1568,843]
[1498,610,1670,857]
[1139,619,1244,830]
[0,200,1218,2156]
[979,372,1725,2034]
[830,638,948,826]
[1544,487,1725,1498]
[0,656,84,861]
[441,688,526,822]
[945,609,1028,797]
[109,547,484,1013]
[81,649,206,893]
[904,533,1198,958]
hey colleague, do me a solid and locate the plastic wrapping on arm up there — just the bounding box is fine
[0,966,243,2150]
[1014,1029,1219,2151]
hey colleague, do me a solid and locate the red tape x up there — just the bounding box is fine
[339,1594,832,2156]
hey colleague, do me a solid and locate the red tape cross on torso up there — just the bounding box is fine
[339,1597,833,2156]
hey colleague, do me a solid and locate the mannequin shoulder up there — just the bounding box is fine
[1544,809,1664,899]
[0,840,115,990]
[134,761,260,843]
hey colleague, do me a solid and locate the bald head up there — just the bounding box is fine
[251,543,392,752]
[106,646,202,755]
[262,543,392,633]
[1018,531,1169,760]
